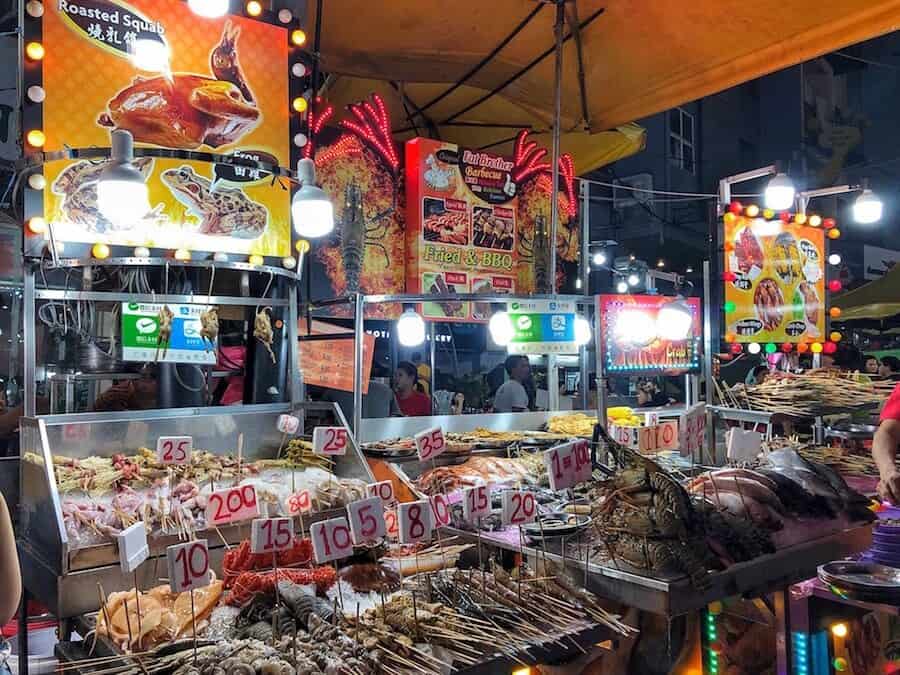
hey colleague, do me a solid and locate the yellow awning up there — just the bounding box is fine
[311,0,900,137]
[834,264,900,321]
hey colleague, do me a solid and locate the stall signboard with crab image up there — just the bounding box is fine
[34,0,293,258]
[722,211,826,343]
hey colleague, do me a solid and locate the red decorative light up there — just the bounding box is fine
[823,218,836,229]
[824,341,838,354]
[303,99,334,159]
[340,93,399,173]
[557,153,577,217]
[828,279,842,292]
[782,342,793,353]
[780,211,791,223]
[728,201,742,215]
[315,134,363,167]
[730,343,743,355]
[723,271,737,282]
[511,129,551,184]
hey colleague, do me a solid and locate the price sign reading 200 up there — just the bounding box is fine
[205,485,259,526]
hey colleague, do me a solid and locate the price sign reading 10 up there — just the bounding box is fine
[310,517,354,563]
[166,539,210,593]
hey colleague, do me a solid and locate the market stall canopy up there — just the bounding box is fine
[311,0,900,146]
[833,264,900,321]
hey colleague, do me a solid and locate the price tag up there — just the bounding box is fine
[310,516,354,563]
[277,414,300,434]
[501,490,537,526]
[414,426,446,462]
[608,424,640,449]
[157,436,192,465]
[637,421,680,453]
[313,426,349,456]
[285,490,312,516]
[347,496,386,545]
[166,539,210,593]
[429,493,452,529]
[398,499,433,544]
[367,481,396,505]
[462,484,491,522]
[205,484,260,526]
[572,439,592,483]
[679,403,707,457]
[250,517,294,554]
[117,521,149,574]
[385,508,400,540]
[545,441,589,491]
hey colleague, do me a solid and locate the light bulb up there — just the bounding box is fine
[656,298,693,341]
[213,252,229,262]
[574,277,582,290]
[292,97,308,113]
[27,174,45,190]
[613,310,656,347]
[489,311,514,346]
[245,1,262,16]
[293,133,308,148]
[133,246,150,258]
[574,315,592,346]
[828,253,842,266]
[592,251,607,266]
[853,189,882,224]
[27,86,45,103]
[282,256,297,269]
[25,42,44,61]
[831,623,848,638]
[97,130,150,227]
[627,273,640,287]
[248,254,263,266]
[291,29,307,46]
[397,309,426,347]
[26,1,43,18]
[748,342,761,355]
[616,280,628,293]
[188,0,229,18]
[292,63,307,78]
[130,33,170,72]
[174,248,191,261]
[292,158,334,237]
[764,172,795,211]
[278,9,293,23]
[656,259,665,268]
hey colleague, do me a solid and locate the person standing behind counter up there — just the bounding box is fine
[493,355,531,413]
[394,362,432,416]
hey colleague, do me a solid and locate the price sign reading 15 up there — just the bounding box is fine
[250,518,293,554]
[462,484,491,522]
[157,436,192,465]
[414,426,446,462]
[313,427,349,456]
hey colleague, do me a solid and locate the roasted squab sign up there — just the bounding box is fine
[154,305,175,361]
[199,307,219,352]
[253,307,276,364]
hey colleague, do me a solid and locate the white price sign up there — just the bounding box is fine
[429,493,452,529]
[414,426,446,462]
[277,414,300,434]
[679,403,707,457]
[544,440,591,491]
[501,490,537,526]
[384,508,400,540]
[157,436,192,465]
[310,517,354,563]
[398,500,433,544]
[462,484,491,522]
[166,539,210,593]
[347,496,386,544]
[250,517,294,554]
[205,485,260,526]
[638,421,679,453]
[367,481,396,505]
[313,427,349,455]
[117,521,149,574]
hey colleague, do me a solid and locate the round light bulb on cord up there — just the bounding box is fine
[592,250,607,267]
[26,1,44,18]
[292,158,334,238]
[748,342,761,355]
[130,32,170,72]
[627,272,640,287]
[828,253,842,266]
[397,308,426,347]
[616,280,628,293]
[574,315,592,346]
[97,130,150,228]
[188,0,228,18]
[764,172,795,211]
[656,297,693,341]
[489,311,515,346]
[853,187,883,224]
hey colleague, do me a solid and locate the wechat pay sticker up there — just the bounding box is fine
[517,316,532,330]
[136,318,157,334]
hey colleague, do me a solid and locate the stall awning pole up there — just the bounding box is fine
[353,293,365,437]
[549,0,564,293]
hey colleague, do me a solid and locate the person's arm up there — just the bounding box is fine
[511,382,528,412]
[875,419,900,502]
[0,493,21,625]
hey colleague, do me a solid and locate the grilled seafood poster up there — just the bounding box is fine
[41,0,291,257]
[723,215,825,342]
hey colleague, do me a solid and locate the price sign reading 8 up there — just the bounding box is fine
[501,491,537,526]
[285,490,312,516]
[166,540,210,592]
[310,517,354,563]
[414,426,446,462]
[251,518,294,554]
[313,427,349,456]
[398,500,433,544]
[157,436,192,465]
[429,493,451,529]
[367,481,396,505]
[347,496,386,544]
[462,484,491,522]
[384,508,399,540]
[277,414,300,434]
[205,485,260,526]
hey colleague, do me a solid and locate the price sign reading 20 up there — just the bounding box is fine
[414,426,446,462]
[205,485,260,526]
[166,539,210,593]
[501,490,537,526]
[157,436,192,465]
[313,427,349,456]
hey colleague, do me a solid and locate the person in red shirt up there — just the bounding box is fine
[874,383,900,502]
[394,361,432,416]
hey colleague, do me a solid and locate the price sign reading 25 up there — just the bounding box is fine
[205,485,259,526]
[414,426,446,462]
[157,436,192,465]
[313,427,349,456]
[250,518,293,554]
[166,540,210,593]
[310,517,354,563]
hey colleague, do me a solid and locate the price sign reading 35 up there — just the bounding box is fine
[313,427,349,456]
[157,436,192,465]
[414,426,446,462]
[166,539,210,592]
[250,518,293,554]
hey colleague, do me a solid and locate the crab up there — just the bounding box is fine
[97,22,259,149]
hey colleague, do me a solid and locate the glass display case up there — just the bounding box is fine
[18,402,372,618]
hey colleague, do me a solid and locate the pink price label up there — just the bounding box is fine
[157,436,192,465]
[414,426,446,462]
[430,493,452,529]
[398,500,433,544]
[251,518,294,554]
[277,414,300,434]
[310,517,354,563]
[367,481,396,505]
[166,540,210,593]
[285,490,312,515]
[501,490,537,526]
[384,508,399,540]
[313,426,349,455]
[462,484,491,522]
[347,496,386,545]
[205,485,260,526]
[572,440,592,483]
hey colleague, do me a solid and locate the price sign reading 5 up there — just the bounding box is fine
[501,490,537,526]
[367,481,396,506]
[347,496,386,545]
[157,436,192,465]
[414,426,446,462]
[277,414,300,434]
[384,508,399,540]
[285,490,312,516]
[430,493,452,529]
[166,540,210,593]
[313,427,349,456]
[398,500,433,544]
[205,485,260,526]
[310,517,354,563]
[250,518,294,554]
[462,484,491,522]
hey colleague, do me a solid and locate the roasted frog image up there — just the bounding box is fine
[97,22,259,149]
[162,166,266,238]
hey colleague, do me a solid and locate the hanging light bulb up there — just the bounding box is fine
[616,280,628,293]
[592,250,607,267]
[748,342,762,355]
[574,315,592,346]
[574,277,582,290]
[764,172,795,211]
[627,272,640,287]
[292,158,334,238]
[828,253,842,266]
[397,308,426,347]
[188,0,229,18]
[656,297,694,341]
[97,130,150,227]
[130,32,170,72]
[853,188,883,224]
[489,311,515,346]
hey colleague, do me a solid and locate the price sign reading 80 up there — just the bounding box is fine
[166,540,210,593]
[157,436,192,465]
[277,414,300,434]
[310,517,354,563]
[398,500,433,544]
[313,427,349,456]
[501,490,537,526]
[414,426,446,462]
[347,496,386,545]
[285,490,312,516]
[462,484,491,522]
[205,485,260,526]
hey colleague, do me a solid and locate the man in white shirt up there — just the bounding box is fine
[493,355,531,412]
